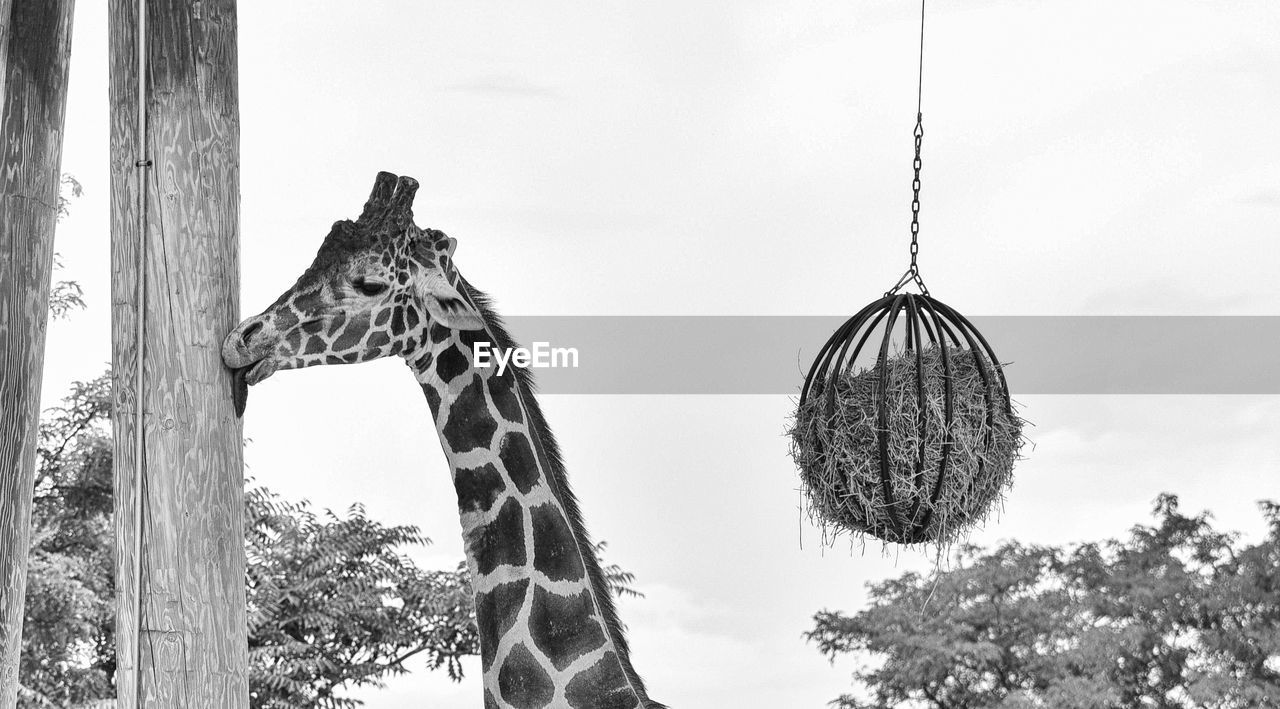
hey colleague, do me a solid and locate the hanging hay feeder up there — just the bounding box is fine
[790,0,1026,545]
[790,293,1023,545]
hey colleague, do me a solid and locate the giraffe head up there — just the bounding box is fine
[222,172,484,397]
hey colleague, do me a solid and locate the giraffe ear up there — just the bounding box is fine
[421,276,485,331]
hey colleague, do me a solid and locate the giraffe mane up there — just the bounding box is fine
[458,277,666,709]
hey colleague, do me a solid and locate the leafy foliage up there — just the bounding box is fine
[808,495,1280,709]
[22,374,644,707]
[244,489,478,706]
[49,174,86,319]
[594,540,645,600]
[56,174,82,221]
[47,260,85,319]
[20,376,115,708]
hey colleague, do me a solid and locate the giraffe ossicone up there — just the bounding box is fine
[223,172,665,709]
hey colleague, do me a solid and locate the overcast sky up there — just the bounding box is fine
[40,1,1280,707]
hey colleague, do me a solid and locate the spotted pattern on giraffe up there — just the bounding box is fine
[476,577,530,671]
[457,326,482,345]
[436,343,469,382]
[499,432,540,494]
[421,383,441,418]
[470,497,526,575]
[530,503,586,582]
[367,329,390,349]
[455,463,507,514]
[529,585,606,671]
[488,370,523,424]
[441,375,497,452]
[332,314,370,351]
[429,322,451,344]
[565,652,640,709]
[293,289,323,313]
[274,307,299,331]
[325,311,346,336]
[498,643,555,709]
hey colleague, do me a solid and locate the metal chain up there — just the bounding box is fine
[907,112,928,295]
[884,114,929,298]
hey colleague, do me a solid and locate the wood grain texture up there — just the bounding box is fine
[109,0,248,705]
[0,0,75,702]
[0,1,10,114]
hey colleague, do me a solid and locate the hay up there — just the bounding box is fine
[790,345,1025,546]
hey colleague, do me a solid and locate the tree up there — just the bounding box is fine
[808,495,1280,709]
[21,373,645,707]
[243,488,478,707]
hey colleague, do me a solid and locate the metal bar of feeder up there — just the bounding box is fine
[914,297,956,531]
[875,295,909,537]
[905,297,929,529]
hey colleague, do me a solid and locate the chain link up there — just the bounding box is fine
[887,112,930,297]
[908,113,928,295]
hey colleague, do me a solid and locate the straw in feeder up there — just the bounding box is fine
[790,336,1024,545]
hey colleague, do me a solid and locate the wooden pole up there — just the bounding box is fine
[109,0,248,705]
[0,1,75,702]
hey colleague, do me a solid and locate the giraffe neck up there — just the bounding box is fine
[410,314,650,709]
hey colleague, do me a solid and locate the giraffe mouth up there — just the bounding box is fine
[240,357,279,387]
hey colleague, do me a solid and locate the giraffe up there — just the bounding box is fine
[222,172,665,709]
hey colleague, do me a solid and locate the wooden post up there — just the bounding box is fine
[0,1,75,702]
[109,0,248,705]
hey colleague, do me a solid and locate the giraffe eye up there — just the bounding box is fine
[353,278,389,297]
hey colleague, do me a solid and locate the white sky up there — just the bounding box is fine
[40,1,1280,707]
